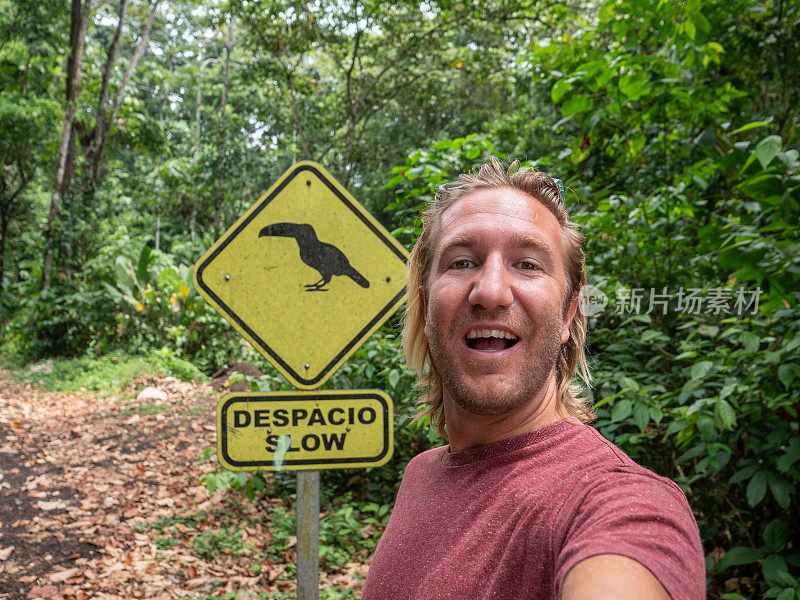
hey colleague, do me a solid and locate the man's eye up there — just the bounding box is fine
[516,260,540,271]
[451,259,474,270]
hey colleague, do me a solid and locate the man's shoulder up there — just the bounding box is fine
[402,443,448,475]
[541,422,693,526]
[498,421,687,502]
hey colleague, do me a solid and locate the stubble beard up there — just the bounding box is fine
[426,308,564,417]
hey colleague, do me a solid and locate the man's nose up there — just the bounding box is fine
[468,257,513,308]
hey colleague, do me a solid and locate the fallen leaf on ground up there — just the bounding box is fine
[48,566,80,581]
[27,585,58,599]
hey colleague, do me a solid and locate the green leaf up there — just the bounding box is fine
[561,95,593,118]
[627,133,646,157]
[691,360,714,380]
[756,135,783,169]
[649,405,663,425]
[618,71,650,101]
[776,438,800,472]
[611,399,633,422]
[684,16,696,40]
[778,149,799,169]
[784,336,800,353]
[717,546,764,571]
[768,474,793,509]
[640,329,664,342]
[616,375,641,391]
[716,399,736,429]
[775,588,795,600]
[158,267,179,287]
[136,245,153,287]
[730,121,771,135]
[465,146,481,160]
[551,79,573,103]
[763,519,789,553]
[739,331,759,353]
[728,465,758,484]
[387,369,400,389]
[763,554,789,584]
[633,402,650,431]
[746,470,768,506]
[777,364,796,389]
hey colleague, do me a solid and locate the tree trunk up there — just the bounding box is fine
[85,0,129,198]
[0,202,9,297]
[193,69,202,163]
[218,19,234,117]
[0,166,30,297]
[42,0,91,291]
[210,20,235,239]
[83,0,160,212]
[155,210,161,251]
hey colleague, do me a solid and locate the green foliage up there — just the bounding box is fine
[148,346,206,382]
[192,527,251,560]
[382,134,504,245]
[3,352,206,394]
[4,223,259,376]
[135,511,208,534]
[318,497,389,568]
[154,535,181,549]
[264,495,389,570]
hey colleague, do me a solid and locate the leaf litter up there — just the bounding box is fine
[0,370,368,599]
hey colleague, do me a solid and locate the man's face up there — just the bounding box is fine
[423,187,575,418]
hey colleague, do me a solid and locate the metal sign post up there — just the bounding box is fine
[296,471,320,600]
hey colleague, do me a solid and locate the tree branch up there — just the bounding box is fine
[109,0,161,125]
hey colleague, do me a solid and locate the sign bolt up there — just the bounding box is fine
[224,273,231,281]
[346,426,351,432]
[304,363,310,369]
[267,428,272,433]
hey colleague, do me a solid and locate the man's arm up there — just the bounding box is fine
[560,554,672,600]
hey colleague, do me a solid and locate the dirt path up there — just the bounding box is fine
[0,371,366,600]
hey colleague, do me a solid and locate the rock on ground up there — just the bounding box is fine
[135,387,168,402]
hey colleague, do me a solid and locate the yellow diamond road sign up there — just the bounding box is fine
[217,391,393,471]
[193,161,408,389]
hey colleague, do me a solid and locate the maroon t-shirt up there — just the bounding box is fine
[362,420,705,600]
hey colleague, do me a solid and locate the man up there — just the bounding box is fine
[361,159,705,600]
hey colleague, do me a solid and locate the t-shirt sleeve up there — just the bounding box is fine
[553,468,706,600]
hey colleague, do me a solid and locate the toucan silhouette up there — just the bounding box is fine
[258,222,369,292]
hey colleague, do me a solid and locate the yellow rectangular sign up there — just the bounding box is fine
[217,390,393,471]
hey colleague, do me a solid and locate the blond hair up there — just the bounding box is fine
[403,157,595,437]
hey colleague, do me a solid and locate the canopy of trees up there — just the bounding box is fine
[1,0,797,597]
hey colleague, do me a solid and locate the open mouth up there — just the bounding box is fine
[465,329,519,352]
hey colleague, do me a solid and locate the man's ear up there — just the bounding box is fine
[562,292,579,344]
